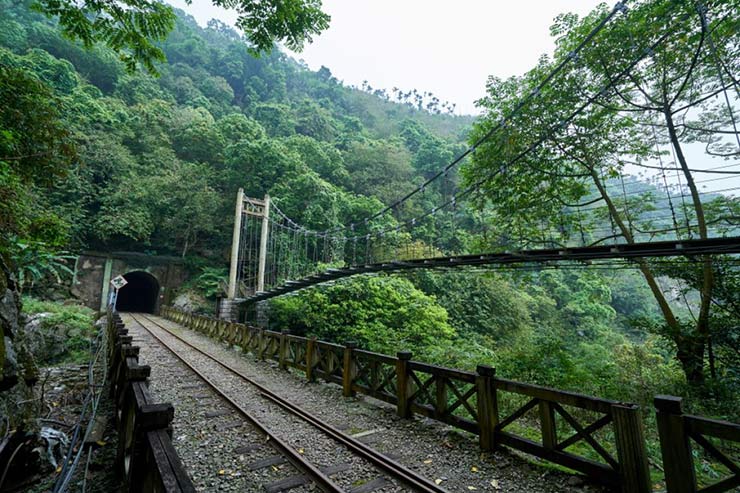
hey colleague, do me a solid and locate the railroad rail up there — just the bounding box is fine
[129,312,450,493]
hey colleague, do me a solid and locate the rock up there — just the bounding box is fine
[1,261,22,390]
[23,313,67,362]
[0,287,20,338]
[1,335,19,391]
[566,475,585,487]
[173,292,207,312]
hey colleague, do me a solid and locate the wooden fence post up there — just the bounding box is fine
[435,376,448,420]
[306,337,317,382]
[612,403,651,493]
[396,351,413,418]
[279,330,289,370]
[654,396,695,493]
[539,400,557,450]
[258,329,265,360]
[343,341,357,397]
[476,365,498,451]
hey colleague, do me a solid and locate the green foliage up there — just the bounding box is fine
[270,276,456,355]
[31,0,175,74]
[30,0,331,73]
[194,267,228,299]
[464,0,739,385]
[21,296,96,364]
[208,0,330,54]
[8,238,75,294]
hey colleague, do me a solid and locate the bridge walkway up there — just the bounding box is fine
[123,313,605,493]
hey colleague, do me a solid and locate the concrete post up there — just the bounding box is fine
[257,194,271,293]
[227,188,244,299]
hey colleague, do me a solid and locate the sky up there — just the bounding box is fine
[168,0,604,115]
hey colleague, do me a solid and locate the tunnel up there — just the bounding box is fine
[115,271,160,313]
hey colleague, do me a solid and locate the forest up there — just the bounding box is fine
[0,0,738,483]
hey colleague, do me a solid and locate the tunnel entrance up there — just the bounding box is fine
[115,271,159,313]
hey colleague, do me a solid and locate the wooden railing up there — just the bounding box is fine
[655,395,740,493]
[160,306,654,492]
[106,311,195,492]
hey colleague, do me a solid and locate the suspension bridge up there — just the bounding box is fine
[223,0,739,310]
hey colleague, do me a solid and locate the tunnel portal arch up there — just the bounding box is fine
[115,271,160,313]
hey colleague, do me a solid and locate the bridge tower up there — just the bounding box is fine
[221,188,270,322]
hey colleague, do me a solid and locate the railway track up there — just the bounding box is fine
[128,312,449,493]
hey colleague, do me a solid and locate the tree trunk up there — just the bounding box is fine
[590,167,708,384]
[590,169,680,329]
[663,108,713,384]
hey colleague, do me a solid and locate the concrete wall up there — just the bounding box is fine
[71,251,187,312]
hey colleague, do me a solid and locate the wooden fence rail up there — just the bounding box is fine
[106,310,195,493]
[655,395,740,493]
[160,306,656,492]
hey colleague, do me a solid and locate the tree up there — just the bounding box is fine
[31,0,330,73]
[465,0,739,384]
[343,139,415,204]
[269,276,456,355]
[0,59,75,250]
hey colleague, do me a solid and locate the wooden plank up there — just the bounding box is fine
[495,378,615,414]
[146,429,197,493]
[654,396,696,493]
[408,361,477,383]
[343,342,357,398]
[350,477,390,493]
[698,475,740,493]
[539,400,557,450]
[685,415,740,442]
[396,351,412,418]
[496,432,619,484]
[353,350,397,365]
[248,455,289,470]
[477,365,498,451]
[204,410,231,419]
[216,422,243,432]
[233,443,263,455]
[612,404,650,493]
[264,475,309,493]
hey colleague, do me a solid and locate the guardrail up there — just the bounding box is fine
[655,396,740,493]
[106,310,195,492]
[161,306,653,492]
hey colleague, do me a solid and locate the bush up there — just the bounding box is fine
[22,297,96,364]
[270,275,456,355]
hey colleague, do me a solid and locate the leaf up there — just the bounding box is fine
[491,479,500,490]
[467,487,477,491]
[218,469,225,475]
[435,479,443,485]
[471,466,478,472]
[423,459,433,464]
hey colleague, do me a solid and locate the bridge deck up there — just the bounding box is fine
[244,237,740,303]
[124,313,607,492]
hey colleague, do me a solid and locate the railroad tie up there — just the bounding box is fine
[349,477,391,493]
[233,443,262,455]
[248,455,288,470]
[263,463,352,493]
[204,409,231,419]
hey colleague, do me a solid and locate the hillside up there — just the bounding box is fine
[0,0,473,259]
